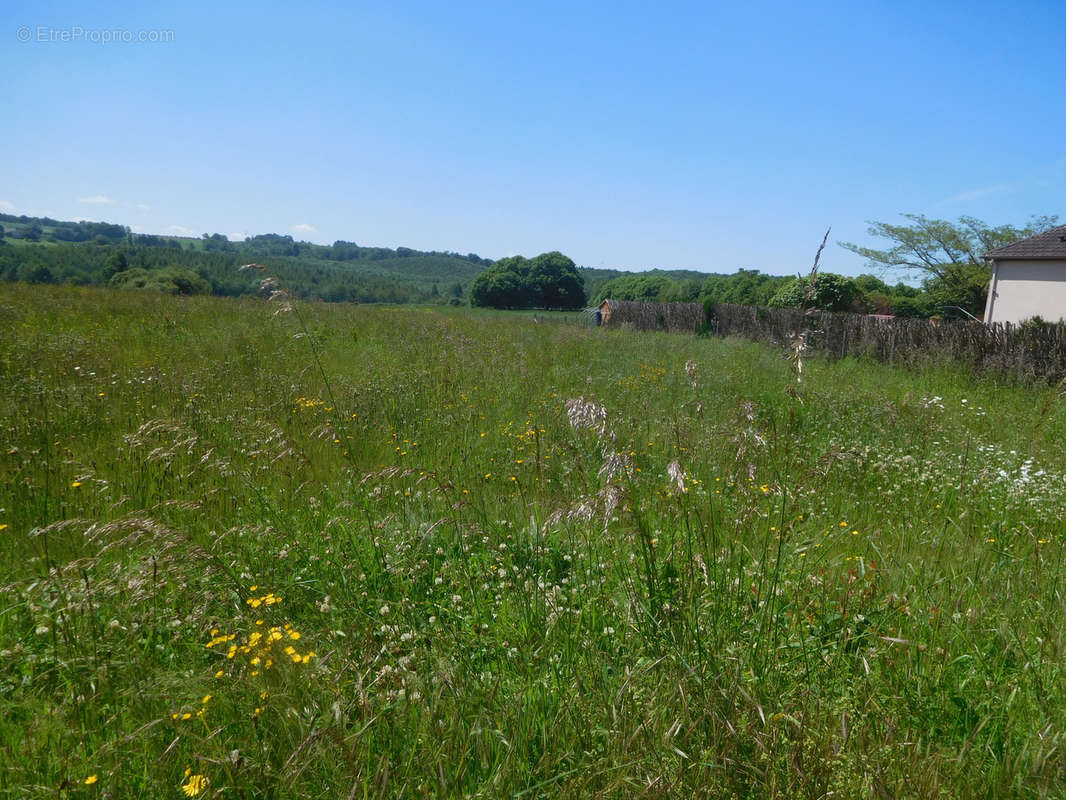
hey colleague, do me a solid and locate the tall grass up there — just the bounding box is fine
[2,284,1066,798]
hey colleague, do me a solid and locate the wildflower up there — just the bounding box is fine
[72,481,83,488]
[181,773,209,796]
[84,774,98,785]
[667,460,686,493]
[565,396,607,436]
[684,360,697,387]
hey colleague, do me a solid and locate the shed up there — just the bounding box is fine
[597,299,615,326]
[984,224,1066,324]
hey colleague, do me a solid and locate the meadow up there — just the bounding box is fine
[2,283,1066,798]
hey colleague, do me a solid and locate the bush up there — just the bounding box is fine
[470,252,586,309]
[768,273,862,312]
[110,267,211,295]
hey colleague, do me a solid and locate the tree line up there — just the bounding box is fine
[3,212,1055,317]
[593,214,1059,319]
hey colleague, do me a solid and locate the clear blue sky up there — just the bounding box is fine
[4,0,1064,278]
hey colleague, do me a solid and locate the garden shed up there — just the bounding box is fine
[597,299,615,325]
[984,224,1066,324]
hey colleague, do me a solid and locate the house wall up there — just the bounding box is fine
[985,259,1066,324]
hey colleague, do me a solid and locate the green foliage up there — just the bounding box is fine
[0,214,496,305]
[700,268,793,306]
[4,284,1066,797]
[593,272,674,303]
[768,272,863,312]
[470,251,587,309]
[839,213,1059,280]
[921,261,995,318]
[109,266,211,295]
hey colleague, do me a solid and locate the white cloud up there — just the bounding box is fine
[0,200,17,213]
[78,194,116,205]
[164,224,195,236]
[934,183,1011,208]
[291,223,318,235]
[136,203,151,214]
[228,231,250,242]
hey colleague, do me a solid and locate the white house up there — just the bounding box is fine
[984,224,1066,324]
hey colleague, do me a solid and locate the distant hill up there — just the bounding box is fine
[0,212,770,307]
[0,214,493,304]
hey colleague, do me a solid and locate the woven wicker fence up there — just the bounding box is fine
[604,298,1066,382]
[601,300,704,333]
[707,302,1066,382]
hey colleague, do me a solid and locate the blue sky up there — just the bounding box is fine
[4,0,1064,278]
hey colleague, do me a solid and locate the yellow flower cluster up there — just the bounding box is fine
[181,767,208,796]
[245,591,282,608]
[293,396,330,411]
[207,622,314,674]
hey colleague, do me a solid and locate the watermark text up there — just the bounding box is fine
[17,25,175,44]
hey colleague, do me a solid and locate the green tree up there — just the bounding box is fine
[470,252,586,309]
[840,214,1058,280]
[839,214,1059,317]
[768,272,862,312]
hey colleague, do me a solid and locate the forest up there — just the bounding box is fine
[2,212,1054,318]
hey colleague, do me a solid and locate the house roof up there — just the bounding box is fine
[984,224,1066,260]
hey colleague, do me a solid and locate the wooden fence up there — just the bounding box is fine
[600,300,704,333]
[603,298,1066,382]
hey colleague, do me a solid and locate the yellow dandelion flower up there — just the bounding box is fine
[0,524,7,531]
[201,694,211,704]
[84,774,98,785]
[288,630,301,640]
[72,481,83,488]
[214,670,224,678]
[181,773,209,796]
[249,585,258,591]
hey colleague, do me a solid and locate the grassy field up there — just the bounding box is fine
[3,284,1066,798]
